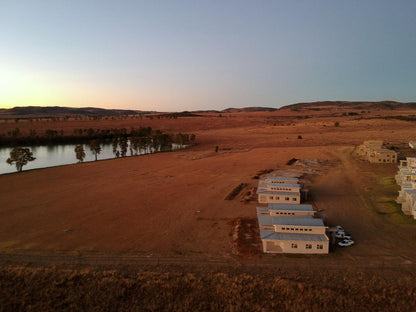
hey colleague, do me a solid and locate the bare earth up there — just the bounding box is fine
[1,106,416,310]
[1,107,416,264]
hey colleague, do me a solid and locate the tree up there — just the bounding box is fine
[130,136,140,155]
[6,147,36,172]
[112,137,119,157]
[89,139,101,161]
[119,137,128,157]
[74,145,86,163]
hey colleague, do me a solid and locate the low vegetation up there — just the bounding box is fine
[0,264,415,312]
[225,183,248,200]
[0,125,195,147]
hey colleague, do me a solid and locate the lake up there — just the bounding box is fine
[0,142,183,174]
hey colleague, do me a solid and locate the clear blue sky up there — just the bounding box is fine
[0,1,415,111]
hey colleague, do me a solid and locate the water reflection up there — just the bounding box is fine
[0,142,184,174]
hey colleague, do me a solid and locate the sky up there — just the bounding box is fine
[0,1,415,112]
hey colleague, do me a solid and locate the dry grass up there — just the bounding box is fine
[1,264,415,312]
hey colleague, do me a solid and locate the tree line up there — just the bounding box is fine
[0,126,195,147]
[5,129,196,172]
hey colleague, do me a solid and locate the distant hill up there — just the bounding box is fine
[0,106,149,118]
[220,107,277,113]
[280,101,416,110]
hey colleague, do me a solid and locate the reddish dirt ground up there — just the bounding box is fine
[0,107,416,268]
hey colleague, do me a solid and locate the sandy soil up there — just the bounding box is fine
[1,107,416,267]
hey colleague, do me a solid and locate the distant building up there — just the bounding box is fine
[356,140,397,163]
[395,157,416,219]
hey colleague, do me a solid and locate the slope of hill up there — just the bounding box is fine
[0,106,146,118]
[280,101,416,110]
[221,107,276,113]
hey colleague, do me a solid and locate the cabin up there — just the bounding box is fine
[356,140,397,163]
[396,157,416,219]
[257,177,301,204]
[259,176,299,185]
[257,204,315,217]
[257,190,301,204]
[257,213,329,254]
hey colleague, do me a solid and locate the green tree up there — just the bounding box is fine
[6,147,36,172]
[74,145,86,163]
[89,139,101,161]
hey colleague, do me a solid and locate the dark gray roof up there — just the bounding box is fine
[257,215,325,227]
[256,190,300,196]
[267,204,313,211]
[262,176,298,181]
[258,182,300,189]
[260,230,329,242]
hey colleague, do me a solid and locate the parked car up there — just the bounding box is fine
[336,225,344,232]
[338,239,355,247]
[335,230,345,238]
[342,233,352,239]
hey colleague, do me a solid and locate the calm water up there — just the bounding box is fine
[0,143,182,174]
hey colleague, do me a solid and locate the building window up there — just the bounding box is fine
[306,244,312,249]
[282,227,285,230]
[317,244,323,250]
[292,197,297,201]
[285,197,289,201]
[291,243,297,248]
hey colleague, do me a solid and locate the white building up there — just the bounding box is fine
[259,176,299,185]
[257,213,329,254]
[257,178,301,204]
[356,140,397,163]
[256,175,329,253]
[395,157,416,219]
[257,204,315,217]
